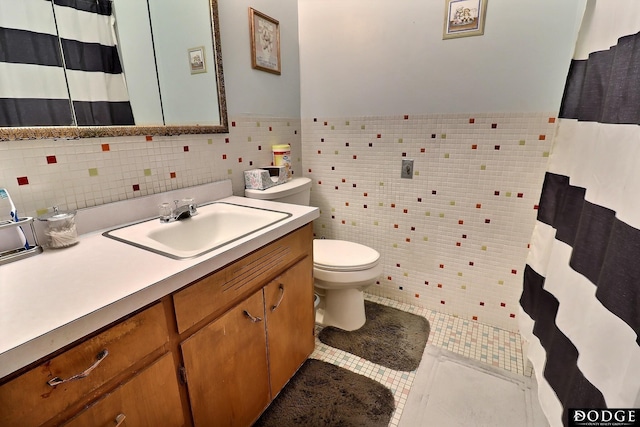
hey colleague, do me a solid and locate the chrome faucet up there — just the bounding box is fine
[160,199,198,223]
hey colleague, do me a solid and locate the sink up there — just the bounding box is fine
[103,202,291,259]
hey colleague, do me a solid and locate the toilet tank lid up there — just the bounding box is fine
[313,239,380,271]
[245,177,311,200]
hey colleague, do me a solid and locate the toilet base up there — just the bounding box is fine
[316,287,366,331]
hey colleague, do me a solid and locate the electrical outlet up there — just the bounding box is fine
[401,159,414,179]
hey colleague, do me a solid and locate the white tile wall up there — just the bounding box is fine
[302,112,556,331]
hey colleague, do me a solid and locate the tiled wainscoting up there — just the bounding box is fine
[0,117,302,219]
[302,113,556,331]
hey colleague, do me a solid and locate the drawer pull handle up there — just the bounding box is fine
[271,285,285,311]
[47,349,109,387]
[243,310,262,323]
[115,413,126,426]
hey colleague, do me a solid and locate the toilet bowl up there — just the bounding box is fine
[245,177,383,331]
[313,239,382,331]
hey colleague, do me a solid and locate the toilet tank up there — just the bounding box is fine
[244,177,311,205]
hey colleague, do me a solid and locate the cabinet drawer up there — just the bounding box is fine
[173,223,312,334]
[0,303,169,427]
[63,353,184,427]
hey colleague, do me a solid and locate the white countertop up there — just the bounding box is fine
[0,183,318,379]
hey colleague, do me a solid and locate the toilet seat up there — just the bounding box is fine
[313,239,380,272]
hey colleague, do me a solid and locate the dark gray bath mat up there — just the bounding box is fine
[253,358,394,427]
[318,300,430,371]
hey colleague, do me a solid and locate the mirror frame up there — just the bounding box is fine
[0,0,228,141]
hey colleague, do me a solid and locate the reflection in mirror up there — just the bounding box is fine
[0,0,227,140]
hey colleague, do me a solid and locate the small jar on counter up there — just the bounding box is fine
[38,207,78,249]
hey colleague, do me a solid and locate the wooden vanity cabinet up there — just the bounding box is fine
[0,223,315,427]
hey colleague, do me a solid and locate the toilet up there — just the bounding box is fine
[245,177,382,331]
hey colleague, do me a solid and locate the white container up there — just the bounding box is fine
[272,144,292,179]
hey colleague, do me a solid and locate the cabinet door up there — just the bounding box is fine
[264,256,315,396]
[181,289,270,427]
[63,353,184,427]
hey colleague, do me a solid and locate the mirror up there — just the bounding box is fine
[0,0,227,140]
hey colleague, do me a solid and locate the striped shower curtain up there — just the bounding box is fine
[0,0,134,126]
[519,1,640,426]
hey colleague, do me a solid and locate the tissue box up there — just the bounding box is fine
[244,167,289,190]
[244,169,274,190]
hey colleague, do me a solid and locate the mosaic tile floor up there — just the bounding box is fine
[310,294,530,427]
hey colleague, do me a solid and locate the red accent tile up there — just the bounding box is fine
[510,313,516,318]
[308,169,312,173]
[472,316,478,321]
[352,183,356,188]
[462,234,467,238]
[417,197,422,202]
[472,144,478,149]
[402,152,407,157]
[534,204,539,210]
[101,144,110,151]
[317,150,321,154]
[225,137,230,143]
[364,205,368,209]
[441,300,446,305]
[425,281,429,285]
[237,157,242,162]
[494,191,500,196]
[345,142,350,147]
[232,121,236,127]
[476,203,482,208]
[318,181,322,185]
[353,155,357,159]
[415,293,419,298]
[485,219,491,223]
[324,121,328,126]
[469,261,474,266]
[222,154,227,159]
[46,155,57,164]
[321,138,325,142]
[539,135,546,140]
[345,202,349,206]
[364,192,368,197]
[411,226,415,231]
[501,302,506,307]
[439,264,444,269]
[420,148,426,153]
[549,117,556,123]
[491,123,497,129]
[480,302,485,306]
[432,190,437,195]
[377,134,381,138]
[269,126,272,131]
[342,178,346,183]
[387,276,392,281]
[494,145,500,150]
[335,186,339,190]
[431,134,436,138]
[511,269,517,274]
[183,146,190,152]
[517,193,524,198]
[394,224,399,228]
[458,220,464,225]
[369,143,373,147]
[469,118,475,124]
[404,115,409,120]
[17,176,29,185]
[406,238,411,242]
[391,203,396,208]
[403,209,408,214]
[133,184,140,191]
[437,283,443,288]
[170,172,177,178]
[258,145,262,150]
[456,242,461,247]
[341,220,345,224]
[145,135,153,141]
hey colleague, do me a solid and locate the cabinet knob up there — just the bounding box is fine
[114,413,126,426]
[47,349,109,387]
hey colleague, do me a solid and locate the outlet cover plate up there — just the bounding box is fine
[401,159,414,179]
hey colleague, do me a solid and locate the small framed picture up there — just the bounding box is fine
[249,8,281,75]
[188,46,207,74]
[443,0,488,40]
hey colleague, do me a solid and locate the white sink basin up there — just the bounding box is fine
[103,202,291,259]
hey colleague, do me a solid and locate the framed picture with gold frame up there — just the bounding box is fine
[249,8,281,75]
[443,0,488,40]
